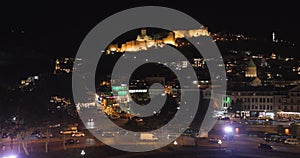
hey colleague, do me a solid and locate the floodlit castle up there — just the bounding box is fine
[173,27,210,38]
[106,27,209,54]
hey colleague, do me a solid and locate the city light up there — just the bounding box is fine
[218,139,222,145]
[224,126,233,133]
[81,149,86,156]
[173,141,178,145]
[1,1,300,158]
[2,155,17,158]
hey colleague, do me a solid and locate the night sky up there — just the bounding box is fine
[0,0,299,57]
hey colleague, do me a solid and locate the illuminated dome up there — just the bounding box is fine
[245,58,257,78]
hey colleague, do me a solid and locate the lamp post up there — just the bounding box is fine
[81,149,86,158]
[173,141,178,146]
[224,126,234,142]
[224,126,233,133]
[63,134,66,150]
[218,139,222,151]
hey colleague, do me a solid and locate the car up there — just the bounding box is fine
[258,143,273,150]
[65,139,80,145]
[131,116,143,122]
[71,132,85,137]
[9,133,17,139]
[95,129,103,134]
[167,133,179,140]
[139,133,158,141]
[31,130,42,138]
[101,131,114,137]
[109,115,120,119]
[284,138,299,145]
[117,130,128,135]
[60,130,77,135]
[220,117,230,120]
[208,138,220,143]
[40,132,53,138]
[135,117,143,122]
[182,128,194,137]
[1,133,9,138]
[49,123,61,128]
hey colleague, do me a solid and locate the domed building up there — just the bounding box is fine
[245,58,257,78]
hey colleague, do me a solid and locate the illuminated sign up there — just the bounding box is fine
[112,86,127,91]
[224,97,231,104]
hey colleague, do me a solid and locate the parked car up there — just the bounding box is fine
[135,117,143,122]
[220,117,230,120]
[101,131,114,137]
[40,132,53,138]
[71,131,85,137]
[167,133,179,140]
[284,138,299,145]
[208,138,220,143]
[139,133,158,141]
[1,133,9,138]
[60,130,77,135]
[31,130,42,138]
[258,143,273,150]
[117,130,128,135]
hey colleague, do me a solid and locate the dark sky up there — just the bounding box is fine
[0,0,299,57]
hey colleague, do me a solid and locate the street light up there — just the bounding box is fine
[224,126,234,141]
[224,126,233,133]
[218,139,222,151]
[173,141,178,146]
[81,149,86,157]
[218,139,222,145]
[2,155,17,158]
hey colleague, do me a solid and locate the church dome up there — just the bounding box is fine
[247,58,256,68]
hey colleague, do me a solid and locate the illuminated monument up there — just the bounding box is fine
[106,27,209,54]
[173,27,210,38]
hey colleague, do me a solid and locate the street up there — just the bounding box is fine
[1,129,300,158]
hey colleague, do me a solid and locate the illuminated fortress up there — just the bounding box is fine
[106,27,209,54]
[173,28,210,38]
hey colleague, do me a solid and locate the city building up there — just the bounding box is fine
[275,86,300,120]
[227,85,300,120]
[245,58,257,78]
[19,75,39,91]
[53,57,82,75]
[229,87,275,119]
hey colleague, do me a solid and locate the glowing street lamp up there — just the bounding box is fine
[81,149,86,156]
[218,139,222,145]
[218,139,222,150]
[173,140,178,145]
[224,126,233,133]
[2,155,17,158]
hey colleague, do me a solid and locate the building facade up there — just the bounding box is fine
[228,85,300,120]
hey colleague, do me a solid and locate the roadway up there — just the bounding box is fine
[1,131,300,158]
[1,117,300,158]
